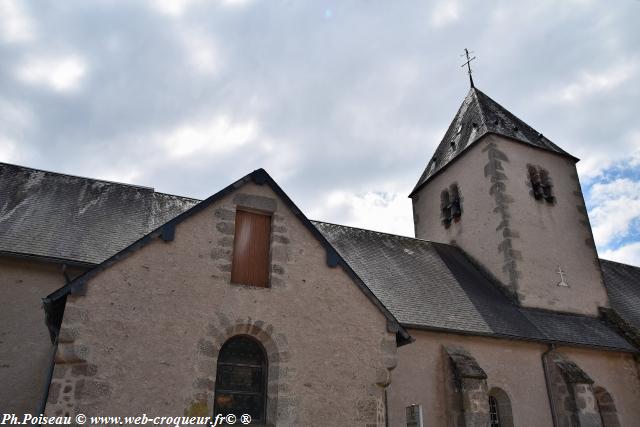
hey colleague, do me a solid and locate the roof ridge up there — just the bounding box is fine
[0,161,153,190]
[153,191,202,202]
[470,87,488,131]
[311,219,447,245]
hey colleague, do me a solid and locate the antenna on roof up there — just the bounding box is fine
[460,48,476,88]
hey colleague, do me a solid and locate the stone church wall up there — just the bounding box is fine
[44,182,397,427]
[412,134,608,316]
[0,256,86,415]
[387,329,640,427]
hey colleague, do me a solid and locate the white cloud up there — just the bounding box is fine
[600,242,640,267]
[588,178,640,247]
[430,1,460,28]
[549,61,637,104]
[0,137,17,162]
[151,0,198,17]
[310,190,414,237]
[181,30,222,75]
[159,115,258,159]
[15,55,87,92]
[0,0,35,43]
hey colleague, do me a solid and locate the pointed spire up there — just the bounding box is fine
[461,48,476,88]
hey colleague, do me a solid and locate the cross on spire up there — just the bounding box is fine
[460,48,476,88]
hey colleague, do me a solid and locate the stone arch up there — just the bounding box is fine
[488,387,514,427]
[593,386,620,427]
[188,316,293,426]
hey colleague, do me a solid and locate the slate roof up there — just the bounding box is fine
[313,221,636,352]
[600,259,640,332]
[0,163,199,265]
[411,87,576,195]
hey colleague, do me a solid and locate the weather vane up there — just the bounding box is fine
[461,48,476,88]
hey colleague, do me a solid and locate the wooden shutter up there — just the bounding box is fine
[231,210,271,287]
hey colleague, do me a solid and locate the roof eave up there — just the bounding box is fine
[45,168,412,346]
[409,132,580,197]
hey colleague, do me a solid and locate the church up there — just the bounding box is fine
[1,85,639,427]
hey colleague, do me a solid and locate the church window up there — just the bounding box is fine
[527,165,554,203]
[214,336,267,424]
[489,395,500,426]
[440,184,462,228]
[231,210,271,287]
[488,388,514,427]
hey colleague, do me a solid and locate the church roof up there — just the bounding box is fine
[313,221,636,352]
[601,259,640,333]
[411,87,577,195]
[0,162,199,265]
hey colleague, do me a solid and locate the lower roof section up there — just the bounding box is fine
[313,221,636,353]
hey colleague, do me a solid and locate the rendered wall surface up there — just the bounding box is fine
[45,182,397,427]
[412,135,608,315]
[388,329,640,427]
[0,256,85,415]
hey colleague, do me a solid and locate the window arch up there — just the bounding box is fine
[214,336,267,424]
[594,386,620,427]
[488,387,514,427]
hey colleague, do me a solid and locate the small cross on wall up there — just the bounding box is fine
[556,266,569,287]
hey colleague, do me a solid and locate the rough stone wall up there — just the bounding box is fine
[412,134,609,315]
[0,256,86,415]
[558,346,640,426]
[543,349,601,427]
[387,330,640,427]
[442,346,489,427]
[45,182,397,427]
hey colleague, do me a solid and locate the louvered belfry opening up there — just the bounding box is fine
[231,209,272,288]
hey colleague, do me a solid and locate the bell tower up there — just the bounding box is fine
[410,87,608,316]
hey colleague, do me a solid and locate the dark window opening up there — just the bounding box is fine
[441,190,451,228]
[528,165,554,203]
[449,184,462,221]
[214,336,267,424]
[441,184,462,228]
[231,210,271,287]
[489,395,500,426]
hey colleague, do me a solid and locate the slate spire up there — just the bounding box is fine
[410,87,577,195]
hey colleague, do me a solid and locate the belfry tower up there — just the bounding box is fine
[410,86,608,315]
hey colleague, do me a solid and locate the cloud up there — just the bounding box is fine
[430,1,460,28]
[309,190,414,237]
[15,54,87,92]
[0,0,35,43]
[547,61,637,104]
[601,242,640,266]
[588,178,640,248]
[0,137,17,162]
[158,115,258,159]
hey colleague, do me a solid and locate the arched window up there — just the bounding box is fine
[488,388,514,427]
[594,386,620,427]
[214,336,267,424]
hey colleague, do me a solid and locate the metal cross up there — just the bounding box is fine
[556,266,569,287]
[460,48,476,88]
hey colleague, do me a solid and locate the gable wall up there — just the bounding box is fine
[388,329,640,427]
[44,182,396,427]
[413,134,608,315]
[0,256,86,415]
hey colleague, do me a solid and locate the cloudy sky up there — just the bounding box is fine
[1,0,639,264]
